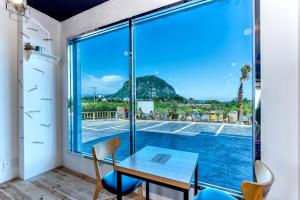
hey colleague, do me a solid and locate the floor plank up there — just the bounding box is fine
[0,189,13,200]
[0,182,32,200]
[9,179,58,200]
[0,167,143,200]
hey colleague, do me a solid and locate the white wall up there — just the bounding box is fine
[299,0,300,198]
[61,0,180,39]
[0,0,62,183]
[18,7,62,179]
[0,0,18,183]
[261,0,299,200]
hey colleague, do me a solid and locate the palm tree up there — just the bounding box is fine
[237,64,251,122]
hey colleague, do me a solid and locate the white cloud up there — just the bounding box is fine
[232,62,237,66]
[243,28,252,36]
[101,75,123,82]
[228,73,233,77]
[154,70,159,75]
[82,74,124,95]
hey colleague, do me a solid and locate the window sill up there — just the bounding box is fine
[67,150,117,165]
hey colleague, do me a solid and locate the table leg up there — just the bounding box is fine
[194,163,198,196]
[146,181,150,200]
[117,171,122,200]
[184,190,189,200]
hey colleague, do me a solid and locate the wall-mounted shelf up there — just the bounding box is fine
[24,50,60,65]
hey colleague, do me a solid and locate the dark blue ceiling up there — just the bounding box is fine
[27,0,108,22]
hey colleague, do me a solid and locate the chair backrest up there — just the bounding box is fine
[241,160,274,200]
[92,138,121,181]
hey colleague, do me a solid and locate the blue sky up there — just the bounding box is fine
[79,0,253,101]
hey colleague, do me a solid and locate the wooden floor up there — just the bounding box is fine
[0,167,142,200]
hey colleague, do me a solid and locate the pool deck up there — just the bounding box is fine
[81,119,253,192]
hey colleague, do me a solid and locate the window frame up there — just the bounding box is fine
[67,0,260,197]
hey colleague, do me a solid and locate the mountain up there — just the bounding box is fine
[108,75,183,100]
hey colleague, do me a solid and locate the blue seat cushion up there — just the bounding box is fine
[194,189,237,200]
[102,170,142,195]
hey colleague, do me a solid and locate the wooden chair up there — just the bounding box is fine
[193,160,274,200]
[92,138,143,200]
[241,160,274,200]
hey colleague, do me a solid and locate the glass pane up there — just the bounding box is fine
[134,0,253,191]
[68,24,131,160]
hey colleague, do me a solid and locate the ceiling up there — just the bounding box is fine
[27,0,108,22]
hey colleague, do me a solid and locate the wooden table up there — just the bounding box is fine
[116,146,199,200]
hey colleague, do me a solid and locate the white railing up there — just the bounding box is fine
[82,111,116,120]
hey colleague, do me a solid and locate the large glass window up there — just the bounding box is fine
[68,0,255,193]
[69,23,131,160]
[134,0,253,191]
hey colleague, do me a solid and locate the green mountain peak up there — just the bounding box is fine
[108,75,182,100]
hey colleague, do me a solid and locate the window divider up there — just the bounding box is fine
[129,19,136,155]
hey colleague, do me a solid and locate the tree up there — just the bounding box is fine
[237,64,251,121]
